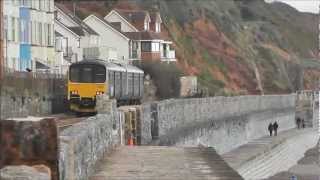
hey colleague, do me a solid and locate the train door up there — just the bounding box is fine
[108,70,115,98]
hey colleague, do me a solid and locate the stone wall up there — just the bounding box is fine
[0,72,67,120]
[141,95,296,153]
[0,118,59,180]
[59,100,122,180]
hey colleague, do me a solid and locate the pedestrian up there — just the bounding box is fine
[302,119,305,128]
[273,121,279,136]
[268,123,273,136]
[296,117,301,129]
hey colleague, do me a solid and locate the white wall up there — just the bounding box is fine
[84,16,130,62]
[30,1,55,69]
[54,8,78,27]
[104,11,137,32]
[55,21,82,62]
[3,1,21,70]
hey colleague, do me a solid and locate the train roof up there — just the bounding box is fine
[71,59,144,74]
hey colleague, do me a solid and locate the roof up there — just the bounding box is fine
[84,14,130,40]
[69,27,85,36]
[55,3,99,36]
[113,9,150,31]
[55,31,63,37]
[55,20,80,38]
[71,59,144,74]
[114,9,148,24]
[109,22,122,31]
[124,31,167,41]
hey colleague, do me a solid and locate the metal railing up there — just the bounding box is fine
[83,46,117,61]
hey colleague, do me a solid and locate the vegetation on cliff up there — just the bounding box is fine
[59,0,318,95]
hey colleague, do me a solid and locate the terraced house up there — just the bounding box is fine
[3,0,55,72]
[85,8,176,63]
[54,4,104,74]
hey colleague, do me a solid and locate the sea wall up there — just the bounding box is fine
[141,95,296,154]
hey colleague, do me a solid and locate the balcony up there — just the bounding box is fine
[83,46,117,62]
[161,50,176,62]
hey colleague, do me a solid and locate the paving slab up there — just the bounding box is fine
[90,146,243,180]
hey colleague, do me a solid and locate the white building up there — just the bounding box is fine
[103,9,176,62]
[3,0,55,72]
[83,14,131,63]
[54,4,114,73]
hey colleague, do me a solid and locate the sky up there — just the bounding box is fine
[265,0,320,14]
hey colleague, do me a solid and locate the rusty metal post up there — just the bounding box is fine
[0,0,3,120]
[0,0,3,79]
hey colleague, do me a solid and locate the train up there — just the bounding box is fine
[68,59,144,113]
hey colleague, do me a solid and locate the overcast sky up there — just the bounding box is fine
[265,0,319,13]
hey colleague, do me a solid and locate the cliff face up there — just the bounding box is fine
[59,0,318,95]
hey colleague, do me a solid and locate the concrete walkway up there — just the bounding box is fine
[267,140,320,180]
[222,128,319,180]
[90,146,243,180]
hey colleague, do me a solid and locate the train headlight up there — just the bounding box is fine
[70,90,78,95]
[96,91,104,95]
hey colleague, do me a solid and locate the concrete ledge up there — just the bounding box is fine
[0,165,51,180]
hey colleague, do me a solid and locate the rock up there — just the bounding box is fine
[0,118,59,180]
[0,165,50,180]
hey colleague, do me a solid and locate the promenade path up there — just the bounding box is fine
[90,146,243,180]
[222,128,319,180]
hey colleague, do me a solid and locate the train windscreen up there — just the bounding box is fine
[69,64,106,83]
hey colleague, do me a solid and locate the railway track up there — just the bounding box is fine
[45,113,90,131]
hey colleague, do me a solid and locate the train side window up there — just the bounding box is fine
[94,66,106,83]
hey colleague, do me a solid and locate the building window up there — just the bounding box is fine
[11,17,15,42]
[152,42,160,52]
[28,22,31,44]
[44,23,47,46]
[48,24,52,46]
[20,19,25,43]
[141,42,151,52]
[155,22,161,32]
[38,22,42,45]
[4,16,8,40]
[144,20,149,31]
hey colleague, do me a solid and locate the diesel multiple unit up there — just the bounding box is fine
[68,59,144,113]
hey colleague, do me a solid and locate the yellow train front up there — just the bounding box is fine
[68,59,144,113]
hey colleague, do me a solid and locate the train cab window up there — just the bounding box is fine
[70,64,106,83]
[82,67,93,82]
[70,67,80,82]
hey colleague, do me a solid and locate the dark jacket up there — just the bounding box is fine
[268,123,273,131]
[273,122,279,130]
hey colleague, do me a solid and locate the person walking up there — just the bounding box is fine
[296,117,301,129]
[302,119,305,128]
[268,123,273,136]
[273,121,279,136]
